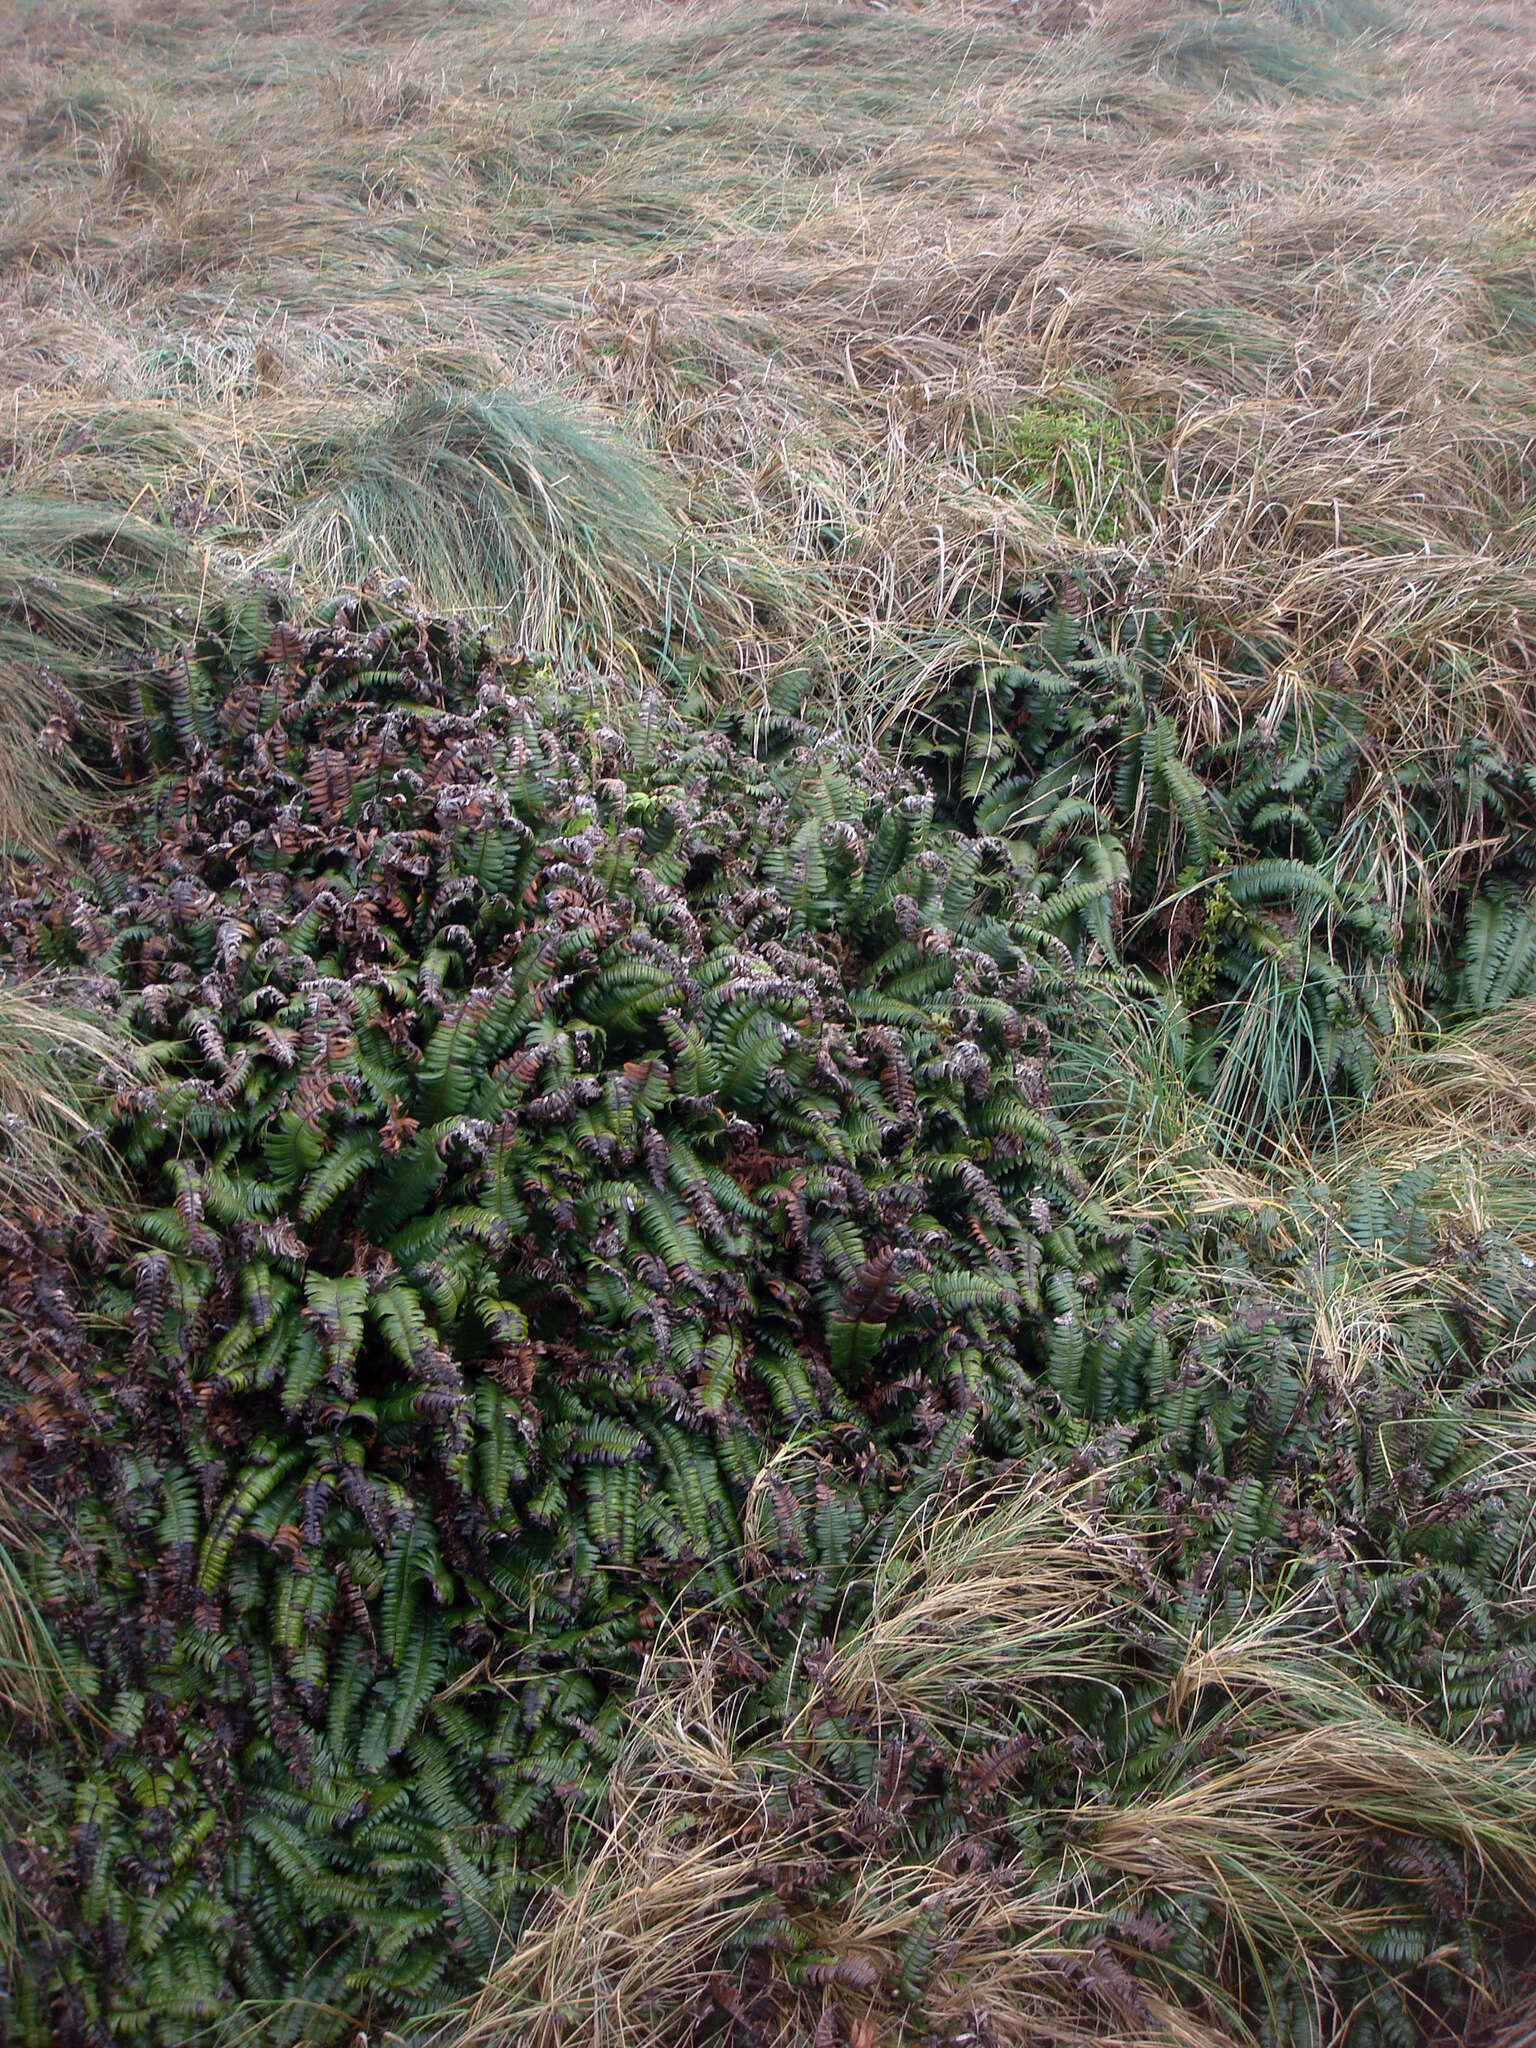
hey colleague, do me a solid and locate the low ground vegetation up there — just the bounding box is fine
[1,0,1535,2044]
[2,574,1534,2045]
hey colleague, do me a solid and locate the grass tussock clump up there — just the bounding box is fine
[271,386,743,664]
[0,498,191,860]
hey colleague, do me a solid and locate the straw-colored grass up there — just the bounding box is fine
[808,1467,1149,1734]
[0,0,1531,739]
[0,982,130,1215]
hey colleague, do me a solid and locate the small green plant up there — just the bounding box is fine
[976,399,1137,543]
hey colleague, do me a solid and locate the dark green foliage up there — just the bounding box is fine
[0,593,1096,2042]
[910,608,1536,1154]
[2,591,1534,2046]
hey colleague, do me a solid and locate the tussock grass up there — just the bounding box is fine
[809,1470,1148,1731]
[0,497,187,858]
[1060,986,1536,1226]
[270,385,740,661]
[0,983,129,1215]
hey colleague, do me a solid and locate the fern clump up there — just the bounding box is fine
[3,590,1535,2047]
[0,592,1098,2040]
[910,607,1536,1155]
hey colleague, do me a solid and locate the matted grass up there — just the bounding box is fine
[0,0,1531,735]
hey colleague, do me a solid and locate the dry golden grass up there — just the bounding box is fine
[0,981,130,1215]
[0,0,1531,740]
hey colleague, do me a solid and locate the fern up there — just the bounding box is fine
[6,588,1535,2047]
